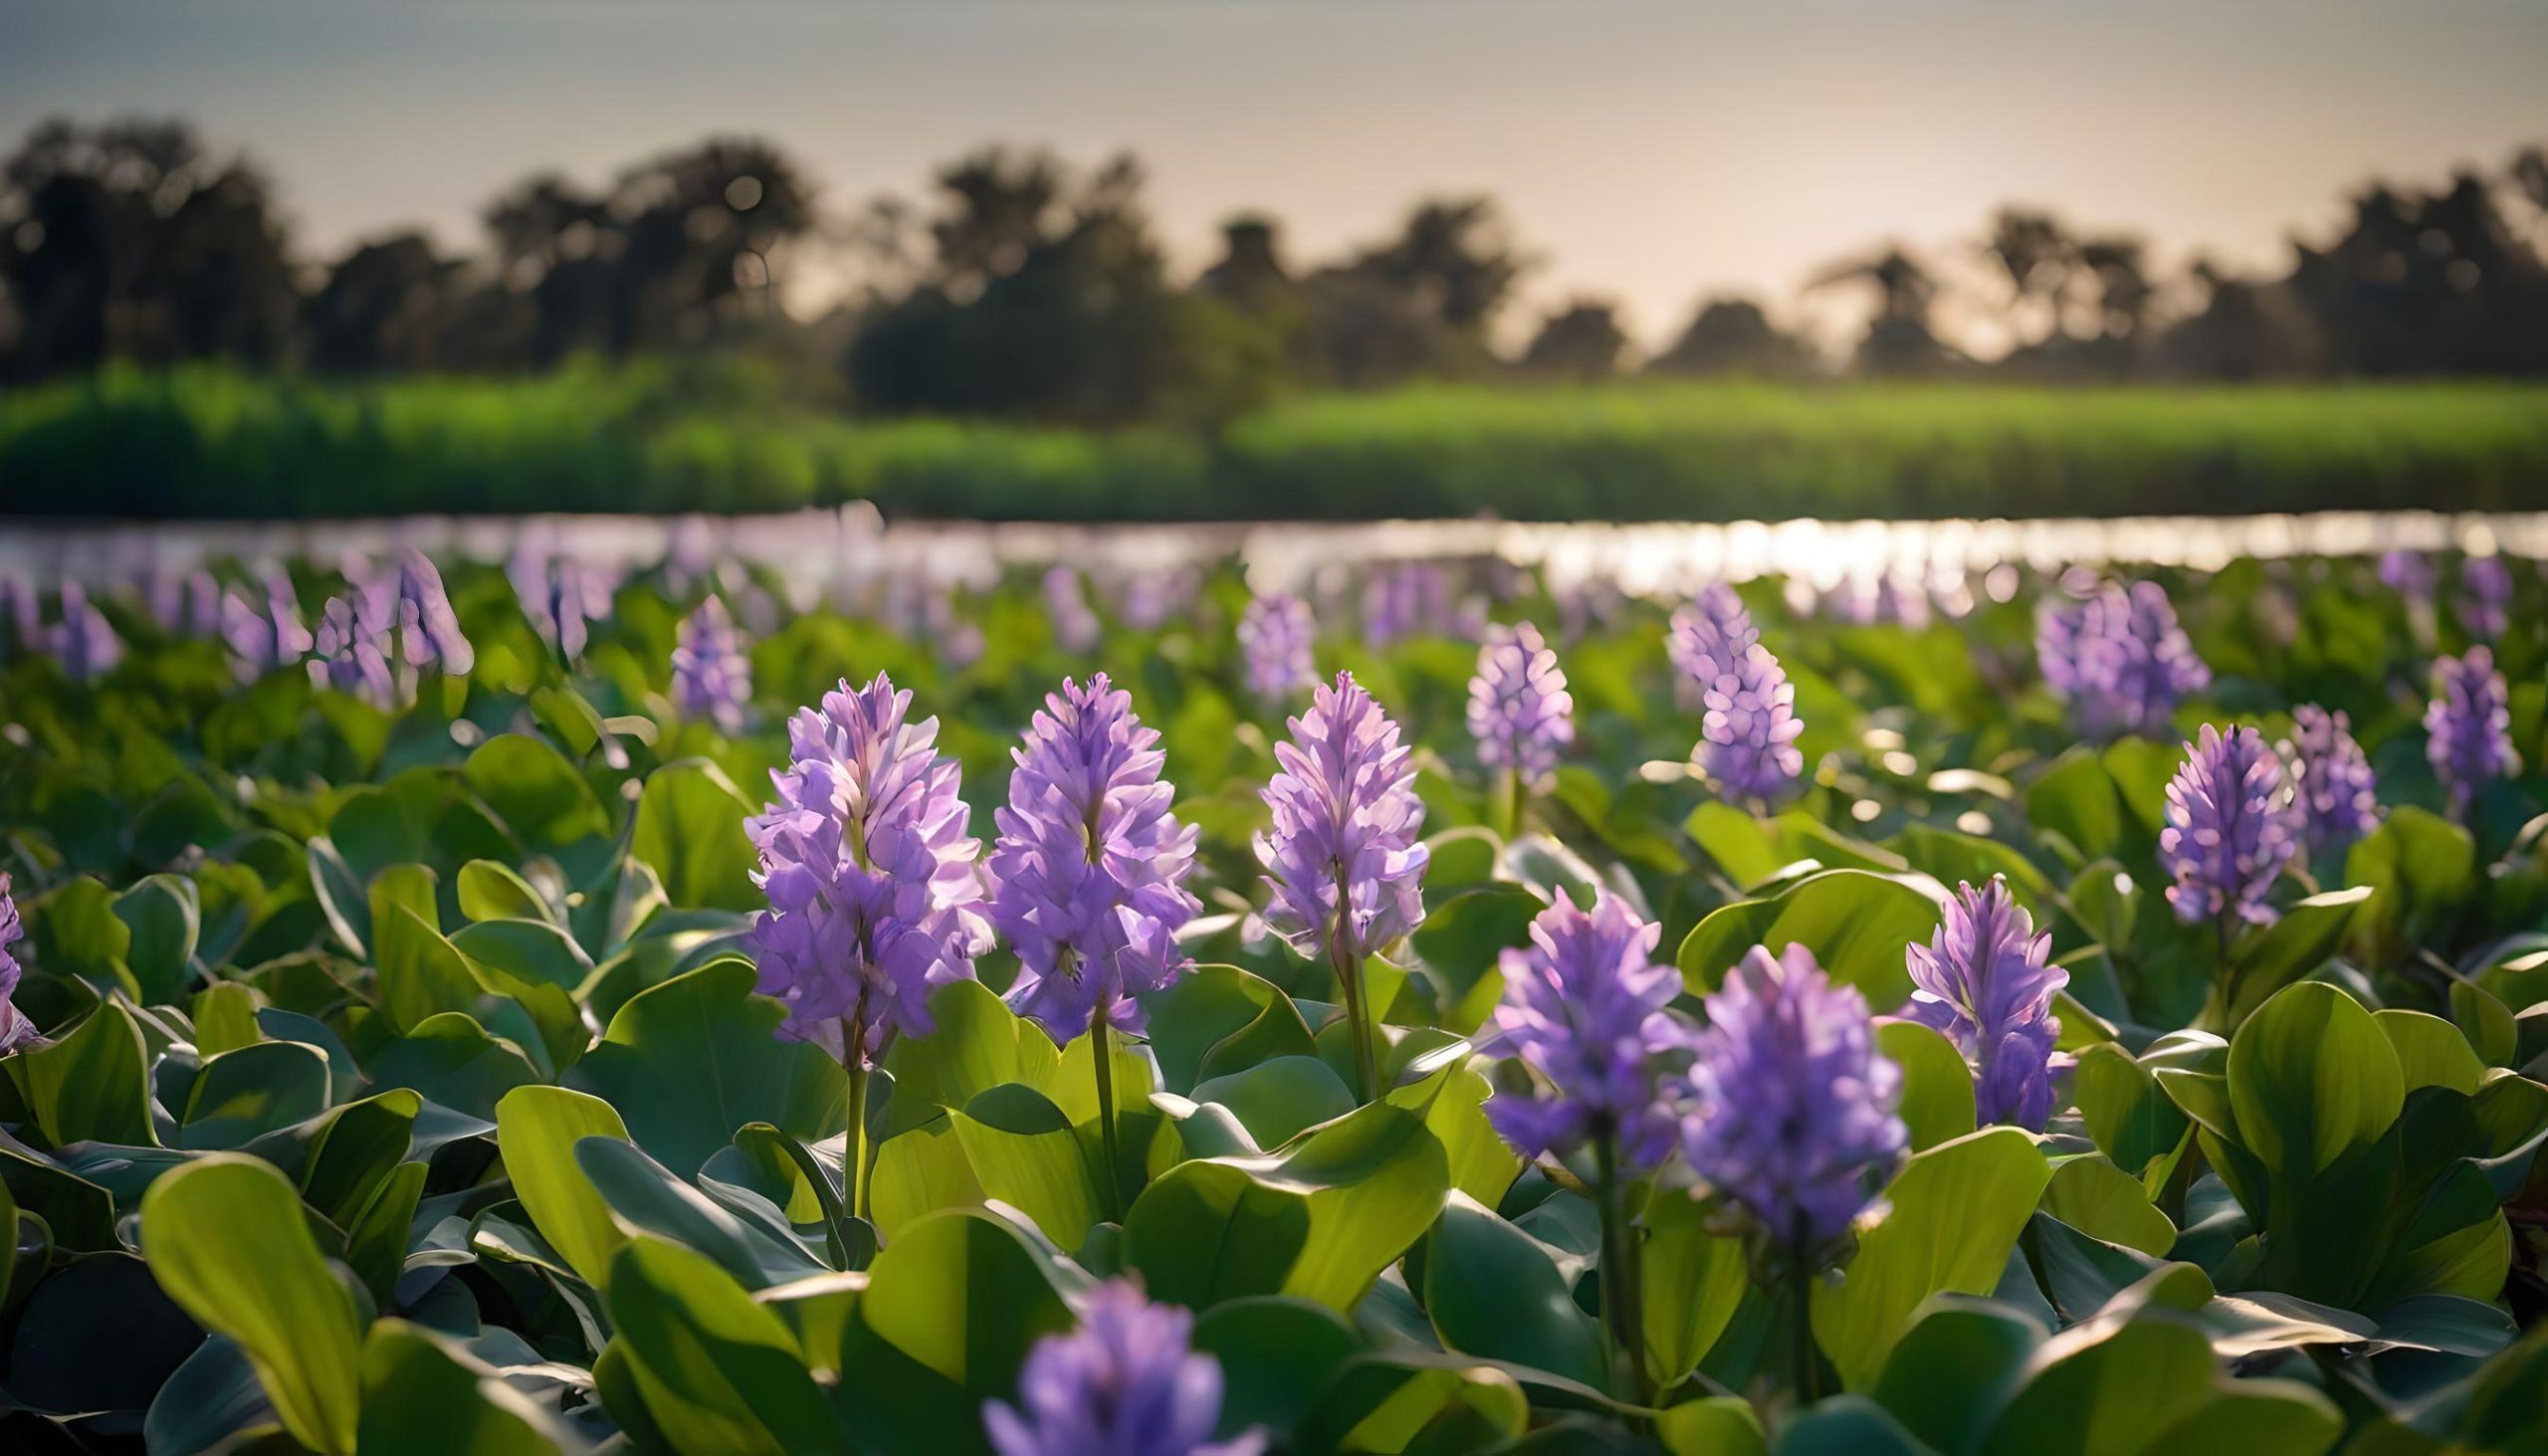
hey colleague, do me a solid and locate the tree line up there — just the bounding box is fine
[3,116,2546,423]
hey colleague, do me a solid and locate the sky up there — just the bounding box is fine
[7,0,2546,352]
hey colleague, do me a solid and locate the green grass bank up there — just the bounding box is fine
[5,364,2545,520]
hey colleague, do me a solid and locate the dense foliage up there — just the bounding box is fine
[6,365,2548,520]
[0,538,2544,1454]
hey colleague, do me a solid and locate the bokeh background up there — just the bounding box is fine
[3,0,2545,520]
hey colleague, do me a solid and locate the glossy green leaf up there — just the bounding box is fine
[495,1083,631,1287]
[1677,869,1942,1011]
[629,758,760,912]
[1877,1019,1978,1152]
[602,1235,842,1454]
[139,1153,365,1455]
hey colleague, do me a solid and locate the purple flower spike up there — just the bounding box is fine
[746,674,989,1064]
[220,570,312,684]
[983,1280,1264,1456]
[1665,583,1752,687]
[1466,621,1574,790]
[2457,556,2513,642]
[1255,672,1429,965]
[1045,565,1102,655]
[309,595,396,708]
[381,548,474,675]
[1673,589,1805,804]
[0,874,38,1054]
[1485,891,1687,1171]
[514,550,615,662]
[2426,647,2519,819]
[2037,580,2210,739]
[1118,568,1199,633]
[2280,705,2380,856]
[2160,725,2298,929]
[1236,592,1316,704]
[2379,549,2434,601]
[1363,561,1456,648]
[1681,943,1906,1250]
[51,582,122,684]
[991,674,1201,1040]
[671,597,753,733]
[1904,879,2067,1131]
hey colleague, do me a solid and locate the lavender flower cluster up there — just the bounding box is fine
[991,674,1200,1039]
[2036,580,2210,739]
[671,596,754,733]
[1236,592,1316,703]
[983,1281,1262,1456]
[2427,646,2520,817]
[745,674,991,1064]
[1255,672,1430,966]
[1669,584,1805,803]
[2160,724,2298,929]
[1465,621,1574,789]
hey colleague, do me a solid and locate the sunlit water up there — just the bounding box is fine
[6,509,2545,601]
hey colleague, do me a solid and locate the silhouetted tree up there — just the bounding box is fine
[1,117,296,378]
[1521,298,1628,377]
[305,232,467,372]
[1985,207,2074,347]
[1648,297,1815,377]
[1811,245,1958,376]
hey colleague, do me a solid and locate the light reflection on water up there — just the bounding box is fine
[5,509,2543,599]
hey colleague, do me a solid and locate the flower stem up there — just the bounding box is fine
[1092,1001,1125,1221]
[1494,766,1523,841]
[1592,1135,1651,1407]
[841,1015,871,1226]
[1328,928,1379,1103]
[1787,1249,1818,1404]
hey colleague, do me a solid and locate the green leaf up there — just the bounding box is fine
[1142,963,1317,1096]
[2025,749,2127,865]
[1657,1396,1769,1456]
[9,998,158,1147]
[2344,807,2477,964]
[1677,870,1942,1011]
[455,859,554,926]
[190,981,265,1056]
[1126,1096,1449,1312]
[139,1153,365,1455]
[565,958,848,1177]
[1877,1019,1978,1152]
[856,1207,1079,1393]
[1867,1302,2042,1454]
[2375,1010,2486,1095]
[1419,1192,1607,1388]
[1640,1187,1750,1389]
[950,1084,1107,1251]
[1410,886,1547,1033]
[2221,886,2374,1026]
[2071,1043,2194,1190]
[880,977,1064,1134]
[1812,1127,2053,1390]
[1192,1297,1369,1444]
[464,732,609,850]
[576,1135,828,1290]
[495,1084,632,1287]
[2041,1154,2177,1257]
[2229,982,2402,1179]
[372,871,481,1034]
[603,1235,841,1454]
[365,1011,540,1122]
[630,758,760,912]
[357,1320,573,1456]
[114,873,201,1004]
[179,1039,332,1148]
[2450,979,2520,1068]
[1193,1056,1359,1148]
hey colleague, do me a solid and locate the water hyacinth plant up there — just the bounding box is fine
[747,672,989,1216]
[1672,588,1805,806]
[670,594,753,732]
[1235,590,1316,702]
[1465,619,1573,831]
[2160,724,2298,941]
[990,674,1199,1213]
[2280,704,2380,858]
[1680,942,1905,1395]
[2036,579,2211,738]
[1485,890,1683,1400]
[982,1281,1263,1456]
[0,537,2541,1455]
[1256,671,1427,1100]
[2427,645,2519,820]
[1903,877,2066,1130]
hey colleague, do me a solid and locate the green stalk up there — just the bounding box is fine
[841,1014,871,1226]
[1593,1134,1651,1407]
[1494,766,1523,841]
[1787,1242,1818,1404]
[1327,923,1378,1103]
[1092,998,1125,1221]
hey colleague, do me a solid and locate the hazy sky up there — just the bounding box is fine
[8,0,2545,350]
